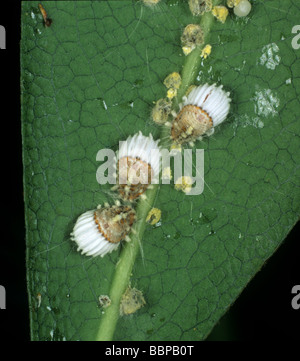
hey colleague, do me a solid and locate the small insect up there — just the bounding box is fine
[212,6,229,24]
[115,132,161,202]
[38,3,52,27]
[181,24,204,56]
[233,0,252,17]
[163,72,182,99]
[164,72,181,90]
[119,286,146,316]
[152,98,172,125]
[188,0,212,16]
[171,83,231,145]
[99,295,111,308]
[175,176,193,194]
[201,44,212,59]
[71,203,136,257]
[146,208,162,226]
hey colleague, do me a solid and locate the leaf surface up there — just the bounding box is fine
[21,0,300,340]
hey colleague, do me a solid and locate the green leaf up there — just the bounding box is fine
[21,0,300,341]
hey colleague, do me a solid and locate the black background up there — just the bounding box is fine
[0,2,299,342]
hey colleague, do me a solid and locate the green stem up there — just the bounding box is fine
[96,0,221,341]
[96,185,159,341]
[177,0,221,101]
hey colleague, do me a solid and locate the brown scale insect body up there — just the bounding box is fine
[94,205,135,244]
[171,104,213,144]
[117,156,153,201]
